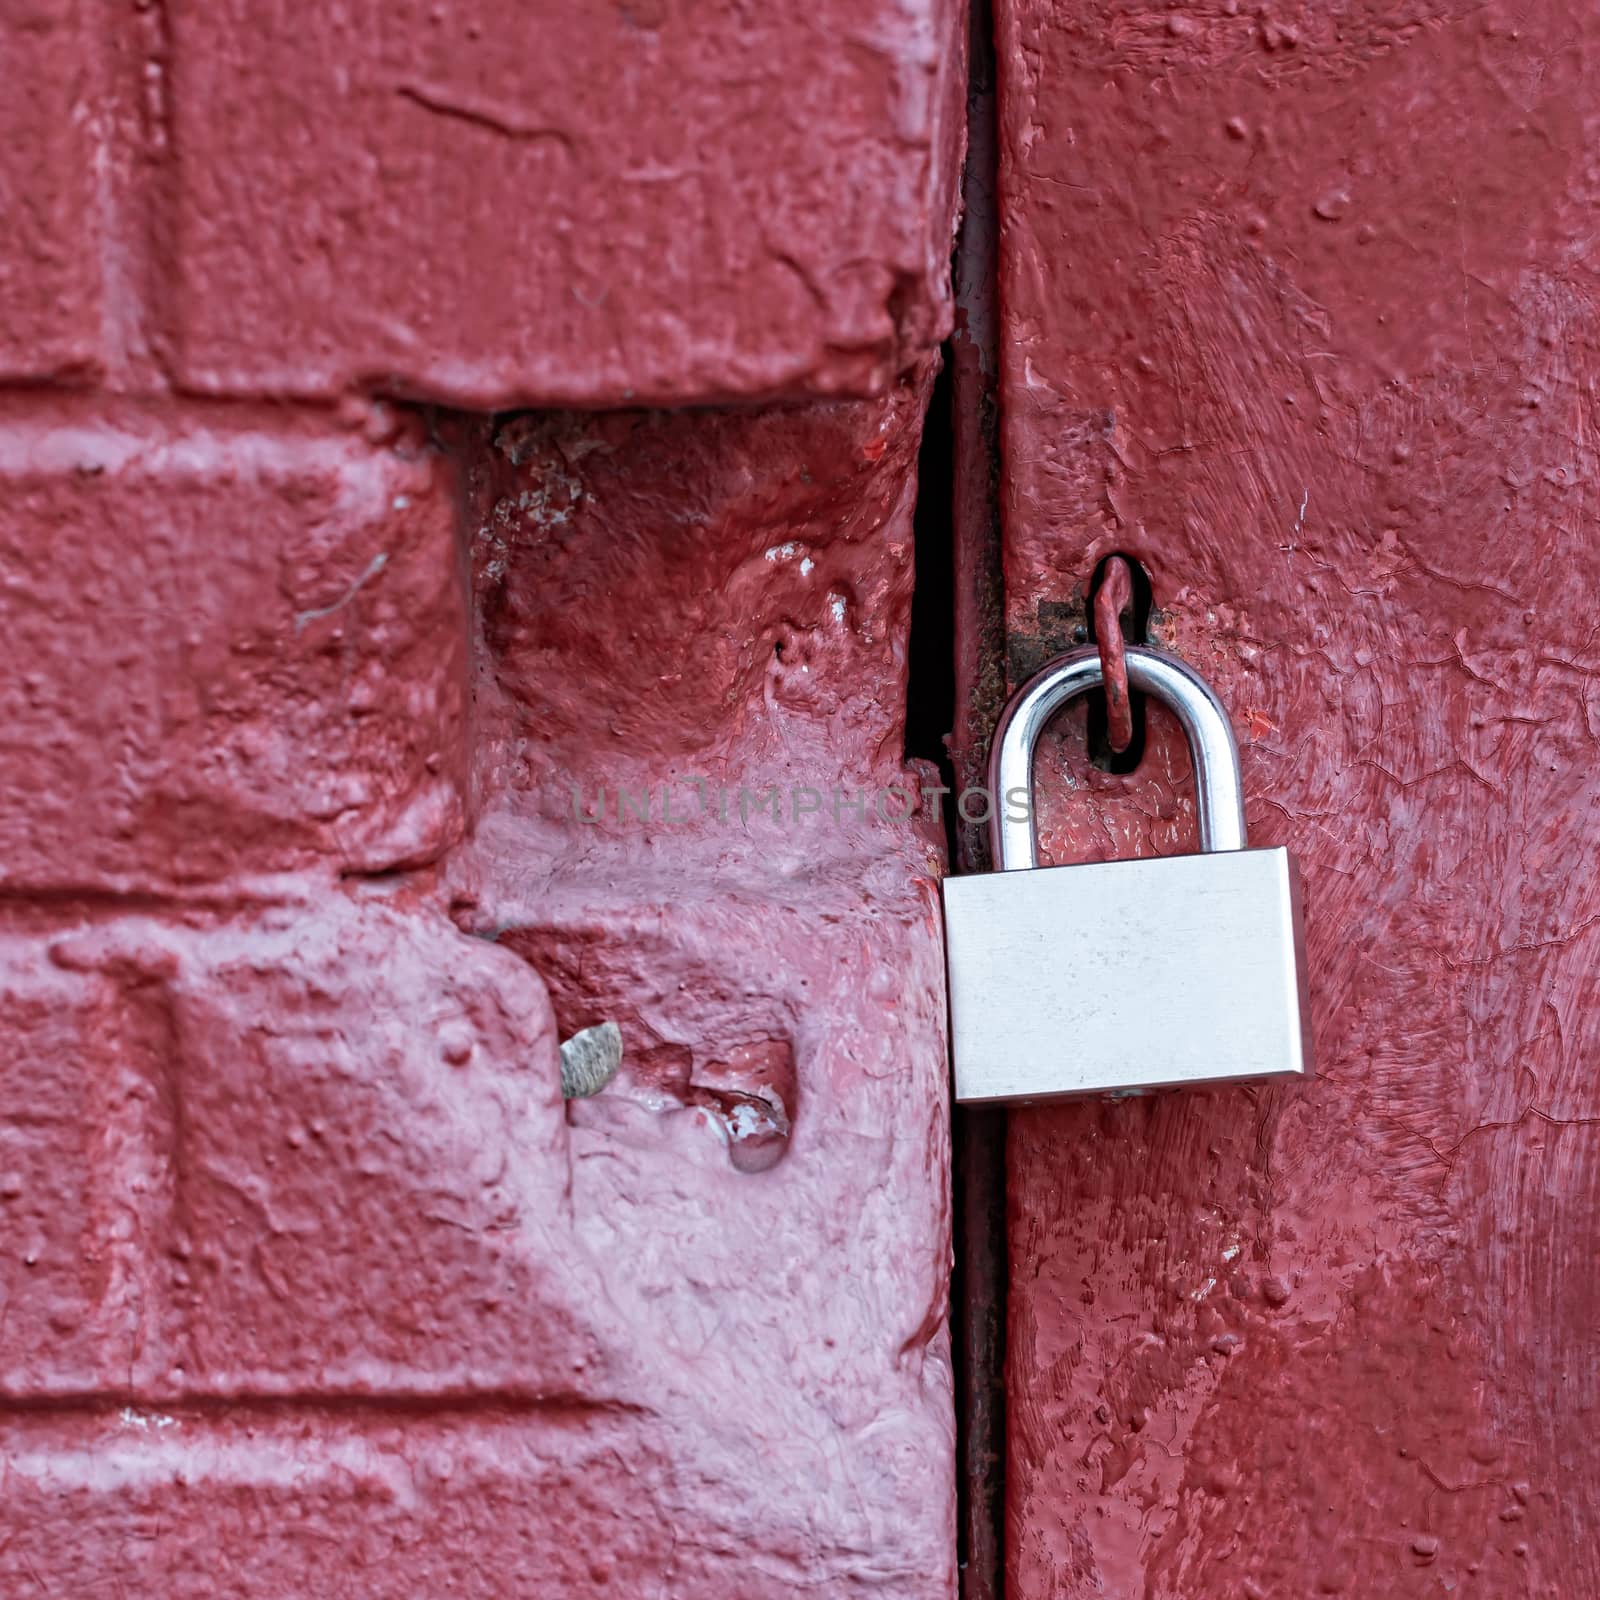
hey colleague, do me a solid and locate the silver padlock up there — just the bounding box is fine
[944,645,1312,1102]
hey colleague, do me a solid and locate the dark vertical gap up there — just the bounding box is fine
[905,357,957,802]
[945,1,1008,1597]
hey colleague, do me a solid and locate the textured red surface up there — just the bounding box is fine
[0,6,961,1588]
[0,401,468,892]
[160,0,966,407]
[2,899,597,1403]
[445,387,958,1593]
[0,383,956,1595]
[995,0,1600,1592]
[0,0,101,382]
[0,402,955,1593]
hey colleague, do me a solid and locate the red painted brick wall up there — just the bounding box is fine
[0,6,964,1593]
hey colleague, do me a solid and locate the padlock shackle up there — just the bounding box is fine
[988,645,1247,870]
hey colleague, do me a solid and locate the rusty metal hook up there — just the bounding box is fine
[1092,555,1136,753]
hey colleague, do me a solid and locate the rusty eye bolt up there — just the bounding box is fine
[1092,555,1136,754]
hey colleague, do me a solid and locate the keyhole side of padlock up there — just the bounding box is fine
[987,646,1247,871]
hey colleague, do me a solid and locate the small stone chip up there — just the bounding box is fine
[559,1020,623,1099]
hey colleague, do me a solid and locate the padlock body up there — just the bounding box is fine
[943,846,1312,1102]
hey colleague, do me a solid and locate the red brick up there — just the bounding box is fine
[161,0,965,407]
[5,895,607,1403]
[0,941,154,1398]
[153,894,605,1399]
[0,406,468,892]
[0,1411,814,1598]
[0,0,102,381]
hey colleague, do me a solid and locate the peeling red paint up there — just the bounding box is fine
[994,0,1600,1592]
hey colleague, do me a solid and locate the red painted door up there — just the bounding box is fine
[972,0,1600,1592]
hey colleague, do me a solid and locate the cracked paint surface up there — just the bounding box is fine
[993,0,1600,1592]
